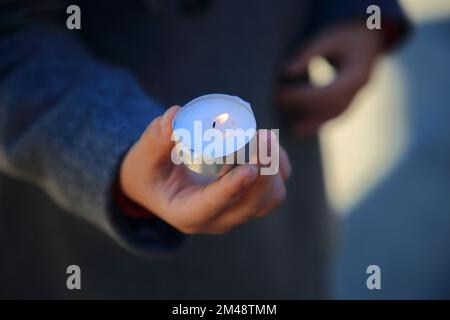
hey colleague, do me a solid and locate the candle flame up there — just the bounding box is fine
[215,113,229,124]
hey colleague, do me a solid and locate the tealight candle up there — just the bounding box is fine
[172,94,257,176]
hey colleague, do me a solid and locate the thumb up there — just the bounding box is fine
[197,164,259,217]
[141,105,180,166]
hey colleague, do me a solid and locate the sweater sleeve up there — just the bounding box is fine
[0,13,184,258]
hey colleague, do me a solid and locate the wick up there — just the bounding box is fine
[212,121,216,128]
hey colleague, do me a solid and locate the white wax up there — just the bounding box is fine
[173,94,257,159]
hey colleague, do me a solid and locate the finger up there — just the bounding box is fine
[277,85,343,117]
[277,61,368,118]
[282,35,341,76]
[197,164,259,218]
[251,129,278,166]
[282,49,313,78]
[292,117,325,139]
[250,130,290,180]
[207,173,286,232]
[253,173,286,218]
[140,105,180,165]
[156,164,259,234]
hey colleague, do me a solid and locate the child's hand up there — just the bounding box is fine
[277,22,384,138]
[119,106,292,234]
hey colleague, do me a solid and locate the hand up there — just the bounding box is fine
[276,22,384,138]
[120,106,292,235]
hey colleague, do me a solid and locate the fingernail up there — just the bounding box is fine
[162,106,178,131]
[242,165,258,188]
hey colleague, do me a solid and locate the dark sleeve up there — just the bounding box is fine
[0,1,185,258]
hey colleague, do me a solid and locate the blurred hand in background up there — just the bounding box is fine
[276,22,385,138]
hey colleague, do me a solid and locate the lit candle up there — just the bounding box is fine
[172,94,257,176]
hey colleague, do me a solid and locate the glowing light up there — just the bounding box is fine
[215,113,229,124]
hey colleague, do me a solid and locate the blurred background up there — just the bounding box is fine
[319,0,450,214]
[319,0,450,297]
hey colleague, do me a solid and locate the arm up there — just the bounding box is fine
[0,4,183,257]
[276,0,410,138]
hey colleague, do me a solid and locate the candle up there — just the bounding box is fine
[172,94,257,176]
